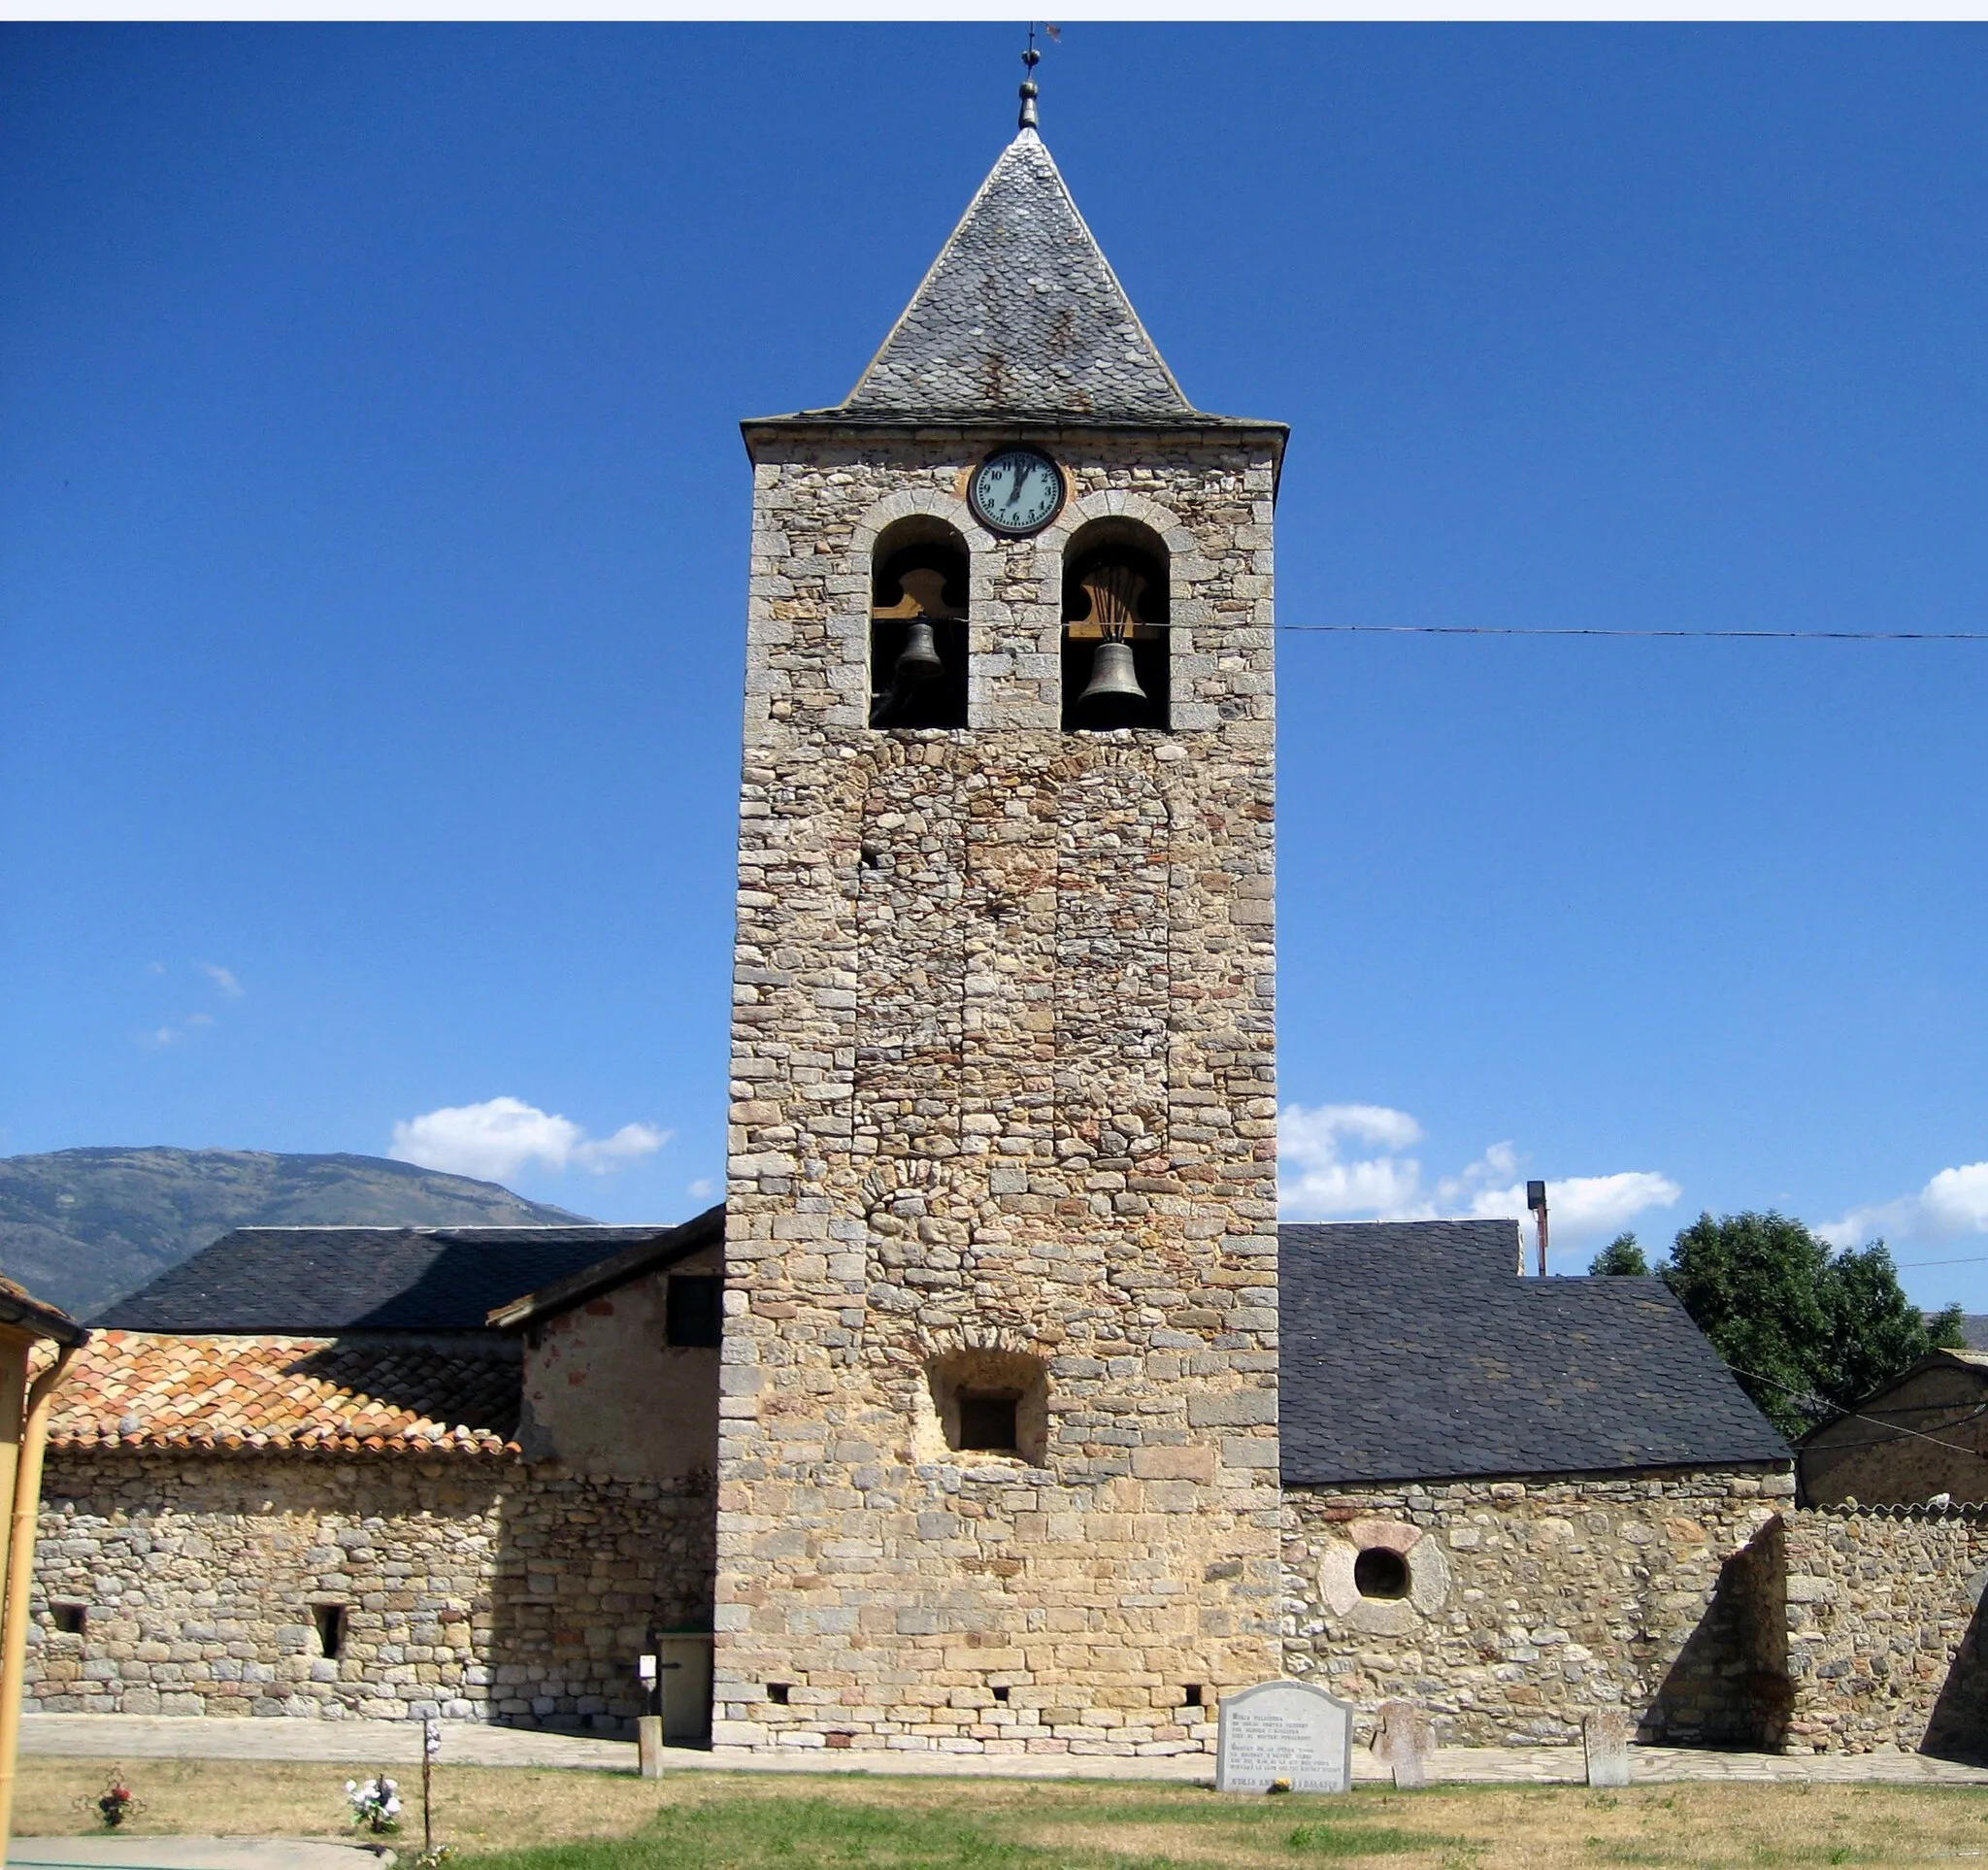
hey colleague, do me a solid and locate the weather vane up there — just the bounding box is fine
[1019,22,1059,132]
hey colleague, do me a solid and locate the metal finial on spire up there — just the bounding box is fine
[1018,25,1041,131]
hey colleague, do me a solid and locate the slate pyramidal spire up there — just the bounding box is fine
[832,125,1225,426]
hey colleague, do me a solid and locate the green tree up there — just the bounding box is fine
[1656,1211,1962,1439]
[1818,1241,1943,1422]
[1588,1232,1649,1277]
[1927,1302,1970,1352]
[1660,1212,1830,1437]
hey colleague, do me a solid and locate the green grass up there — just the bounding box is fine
[453,1792,1120,1867]
[451,1788,1462,1869]
[1286,1819,1462,1857]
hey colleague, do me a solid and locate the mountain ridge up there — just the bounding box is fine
[0,1147,596,1319]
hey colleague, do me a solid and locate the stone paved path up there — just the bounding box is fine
[19,1714,1988,1788]
[9,1842,386,1868]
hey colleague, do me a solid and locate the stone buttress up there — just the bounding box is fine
[714,123,1286,1755]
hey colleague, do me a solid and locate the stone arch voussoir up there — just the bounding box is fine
[1030,488,1188,593]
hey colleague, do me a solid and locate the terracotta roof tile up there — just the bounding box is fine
[45,1332,520,1458]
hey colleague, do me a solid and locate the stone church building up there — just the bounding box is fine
[29,109,1988,1764]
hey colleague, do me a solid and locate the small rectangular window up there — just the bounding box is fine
[768,1682,792,1706]
[1183,1684,1204,1708]
[957,1392,1019,1453]
[666,1275,724,1348]
[312,1603,347,1660]
[51,1603,86,1636]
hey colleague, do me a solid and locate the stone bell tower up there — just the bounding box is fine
[713,84,1285,1756]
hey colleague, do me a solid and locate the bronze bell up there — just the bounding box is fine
[894,618,944,685]
[1077,636,1147,715]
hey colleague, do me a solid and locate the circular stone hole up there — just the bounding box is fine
[1353,1547,1410,1600]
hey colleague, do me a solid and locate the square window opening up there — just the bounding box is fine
[957,1391,1020,1453]
[666,1275,724,1349]
[312,1603,348,1659]
[923,1350,1049,1465]
[50,1602,86,1636]
[992,1684,1011,1703]
[768,1682,792,1706]
[1183,1684,1204,1708]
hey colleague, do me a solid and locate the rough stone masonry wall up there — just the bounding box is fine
[29,1452,713,1728]
[719,428,1281,1754]
[1282,1468,1797,1747]
[1798,1361,1988,1507]
[1780,1503,1988,1758]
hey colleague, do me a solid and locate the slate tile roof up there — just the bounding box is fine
[46,1330,520,1457]
[841,130,1196,423]
[486,1204,723,1331]
[1280,1220,1791,1486]
[91,1226,679,1333]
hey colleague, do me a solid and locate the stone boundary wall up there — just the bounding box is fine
[1282,1468,1795,1747]
[1781,1502,1988,1758]
[30,1451,714,1730]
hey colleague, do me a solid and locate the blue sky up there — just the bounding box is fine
[6,23,1988,1303]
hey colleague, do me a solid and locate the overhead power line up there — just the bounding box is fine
[1730,1364,1988,1460]
[1275,623,1988,641]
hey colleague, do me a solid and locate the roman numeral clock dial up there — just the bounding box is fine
[968,447,1067,537]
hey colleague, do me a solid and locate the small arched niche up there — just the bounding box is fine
[1060,518,1170,732]
[916,1349,1048,1467]
[870,516,969,729]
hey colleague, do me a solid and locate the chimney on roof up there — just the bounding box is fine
[1527,1181,1549,1277]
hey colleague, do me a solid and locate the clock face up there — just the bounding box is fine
[969,448,1066,537]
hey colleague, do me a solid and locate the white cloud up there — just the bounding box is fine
[1460,1171,1683,1239]
[1279,1104,1427,1219]
[136,961,242,1049]
[688,1178,717,1201]
[1279,1100,1680,1252]
[138,1011,215,1049]
[389,1097,671,1184]
[1822,1161,1988,1251]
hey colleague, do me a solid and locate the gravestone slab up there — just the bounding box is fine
[1216,1680,1354,1794]
[1374,1698,1433,1789]
[1584,1708,1631,1788]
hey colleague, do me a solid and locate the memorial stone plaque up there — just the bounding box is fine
[1583,1708,1631,1788]
[1216,1680,1354,1794]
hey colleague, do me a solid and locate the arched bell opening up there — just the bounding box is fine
[1059,518,1170,732]
[870,517,970,729]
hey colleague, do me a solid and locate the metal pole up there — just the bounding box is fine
[422,1718,440,1858]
